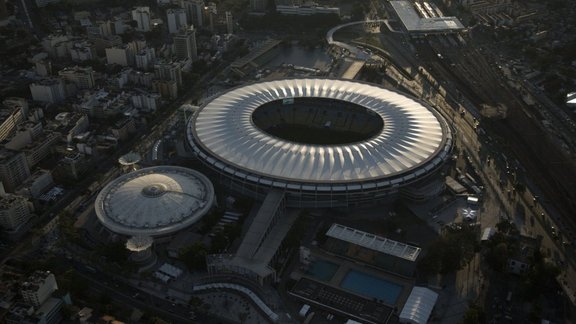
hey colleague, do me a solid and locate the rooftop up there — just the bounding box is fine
[95,166,214,236]
[390,1,464,33]
[189,78,451,186]
[399,287,438,324]
[289,278,395,324]
[326,223,421,262]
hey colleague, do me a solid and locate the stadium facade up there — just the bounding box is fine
[187,79,453,208]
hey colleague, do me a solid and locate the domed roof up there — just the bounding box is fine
[95,166,214,236]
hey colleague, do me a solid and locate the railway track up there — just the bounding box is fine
[429,42,576,233]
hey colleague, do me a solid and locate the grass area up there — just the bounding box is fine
[354,34,384,48]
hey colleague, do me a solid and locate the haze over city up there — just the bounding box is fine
[0,0,575,323]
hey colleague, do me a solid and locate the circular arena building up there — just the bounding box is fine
[187,79,453,208]
[95,166,215,237]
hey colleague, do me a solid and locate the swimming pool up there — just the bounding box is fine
[339,270,403,305]
[305,260,339,282]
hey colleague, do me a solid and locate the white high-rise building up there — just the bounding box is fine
[131,92,161,112]
[173,26,197,61]
[135,47,156,71]
[181,0,204,28]
[106,45,135,67]
[29,79,66,104]
[112,17,126,34]
[35,0,60,8]
[0,194,33,231]
[132,7,151,32]
[70,44,95,62]
[205,2,217,32]
[41,34,70,59]
[250,0,267,12]
[155,61,183,86]
[225,11,233,34]
[21,271,58,307]
[167,8,188,34]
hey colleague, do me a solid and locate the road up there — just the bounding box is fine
[72,264,208,323]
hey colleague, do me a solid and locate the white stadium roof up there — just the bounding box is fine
[188,79,449,186]
[95,166,214,236]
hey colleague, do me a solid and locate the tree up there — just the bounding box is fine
[97,241,129,264]
[189,296,203,309]
[520,249,561,301]
[417,224,479,275]
[192,60,209,75]
[283,213,309,248]
[180,242,208,271]
[462,304,486,324]
[210,231,229,253]
[222,223,242,242]
[238,311,249,323]
[496,219,514,234]
[489,242,510,272]
[58,270,89,297]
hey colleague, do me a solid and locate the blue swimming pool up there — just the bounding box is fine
[305,260,339,282]
[339,270,403,304]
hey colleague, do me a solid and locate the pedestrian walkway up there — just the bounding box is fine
[194,283,279,322]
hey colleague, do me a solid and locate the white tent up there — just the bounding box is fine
[399,287,439,324]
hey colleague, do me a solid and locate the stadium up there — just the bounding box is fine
[187,79,453,208]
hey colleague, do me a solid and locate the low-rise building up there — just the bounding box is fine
[70,41,96,62]
[52,112,90,144]
[15,170,53,199]
[54,151,88,180]
[508,235,540,274]
[21,271,58,307]
[75,89,130,118]
[29,79,66,104]
[0,193,34,231]
[5,303,35,324]
[41,34,70,58]
[3,122,43,151]
[0,98,29,141]
[110,117,136,141]
[86,20,112,37]
[21,131,61,168]
[90,35,122,56]
[0,149,30,193]
[58,66,96,90]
